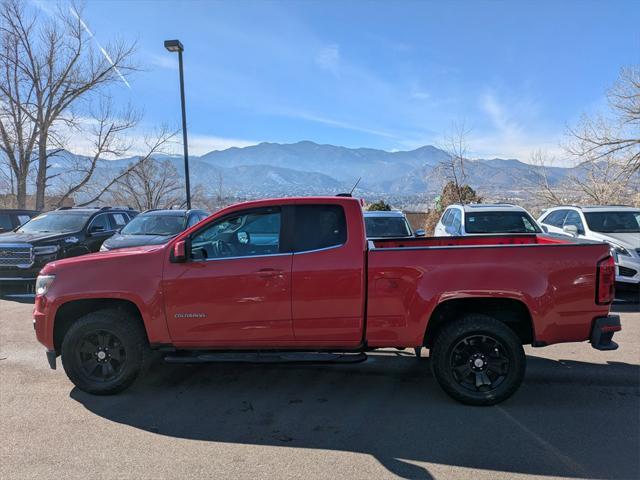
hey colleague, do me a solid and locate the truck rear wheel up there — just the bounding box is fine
[430,314,525,406]
[61,309,149,395]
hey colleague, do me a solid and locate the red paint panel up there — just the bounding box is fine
[163,254,294,344]
[290,200,366,344]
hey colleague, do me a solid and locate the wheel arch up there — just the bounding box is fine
[423,297,535,348]
[53,298,147,354]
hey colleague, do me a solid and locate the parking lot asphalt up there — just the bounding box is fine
[1,297,638,480]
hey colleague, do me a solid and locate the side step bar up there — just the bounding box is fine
[164,351,368,364]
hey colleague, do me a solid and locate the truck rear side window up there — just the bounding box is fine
[293,205,347,252]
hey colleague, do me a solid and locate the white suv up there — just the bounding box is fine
[434,204,541,237]
[538,205,640,286]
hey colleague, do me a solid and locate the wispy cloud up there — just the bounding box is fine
[184,134,258,155]
[315,44,340,74]
[148,53,179,71]
[472,91,563,161]
[57,117,256,158]
[281,109,399,139]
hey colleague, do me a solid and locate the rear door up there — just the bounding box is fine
[290,202,366,345]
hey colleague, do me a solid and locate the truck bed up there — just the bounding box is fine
[366,233,611,348]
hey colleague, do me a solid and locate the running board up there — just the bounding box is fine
[164,351,368,364]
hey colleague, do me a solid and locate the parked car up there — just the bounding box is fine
[434,203,541,236]
[34,196,619,406]
[363,210,425,239]
[538,205,640,287]
[100,209,209,251]
[0,206,137,289]
[0,208,39,234]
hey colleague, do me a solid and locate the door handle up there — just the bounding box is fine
[256,268,284,278]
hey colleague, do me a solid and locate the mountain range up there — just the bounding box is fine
[10,141,583,201]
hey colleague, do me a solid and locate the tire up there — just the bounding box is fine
[430,314,526,406]
[61,309,150,395]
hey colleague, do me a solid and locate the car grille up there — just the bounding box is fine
[618,266,638,278]
[0,244,33,268]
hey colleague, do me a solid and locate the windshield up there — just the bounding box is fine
[584,211,640,233]
[465,212,540,234]
[365,216,412,237]
[17,213,90,234]
[121,214,186,236]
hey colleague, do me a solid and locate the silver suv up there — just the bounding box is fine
[538,205,640,286]
[434,203,541,237]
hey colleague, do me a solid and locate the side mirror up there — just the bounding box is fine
[563,224,578,237]
[89,225,106,234]
[540,225,548,233]
[171,239,187,263]
[414,229,426,237]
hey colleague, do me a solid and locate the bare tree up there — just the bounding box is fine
[52,98,139,207]
[109,157,182,211]
[435,122,472,203]
[527,149,639,206]
[0,0,137,209]
[77,126,177,207]
[527,150,564,205]
[567,66,640,173]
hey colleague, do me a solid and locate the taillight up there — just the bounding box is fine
[596,256,615,304]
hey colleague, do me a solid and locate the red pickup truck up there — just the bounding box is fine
[33,196,620,405]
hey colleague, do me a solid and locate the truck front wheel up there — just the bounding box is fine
[430,314,525,406]
[61,309,150,395]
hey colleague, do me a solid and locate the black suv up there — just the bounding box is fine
[0,209,39,234]
[0,207,137,291]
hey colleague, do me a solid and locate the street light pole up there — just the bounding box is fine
[164,39,191,209]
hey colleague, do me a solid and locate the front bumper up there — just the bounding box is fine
[615,255,640,285]
[590,315,621,351]
[0,268,39,294]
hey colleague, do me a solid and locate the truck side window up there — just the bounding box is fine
[88,214,111,232]
[544,210,567,227]
[563,211,585,234]
[441,209,452,226]
[293,205,347,252]
[451,209,462,231]
[190,208,282,260]
[109,213,128,229]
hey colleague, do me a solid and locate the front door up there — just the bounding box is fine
[163,207,294,346]
[85,213,115,252]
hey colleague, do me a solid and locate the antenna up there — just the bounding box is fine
[349,177,362,195]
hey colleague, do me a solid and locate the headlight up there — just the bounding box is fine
[33,245,59,255]
[609,243,630,257]
[100,244,109,252]
[35,275,55,296]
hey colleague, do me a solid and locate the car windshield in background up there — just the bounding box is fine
[17,213,90,233]
[0,214,12,231]
[465,212,540,234]
[584,211,640,233]
[121,214,185,236]
[365,217,412,237]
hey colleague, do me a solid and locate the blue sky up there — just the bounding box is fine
[35,0,640,161]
